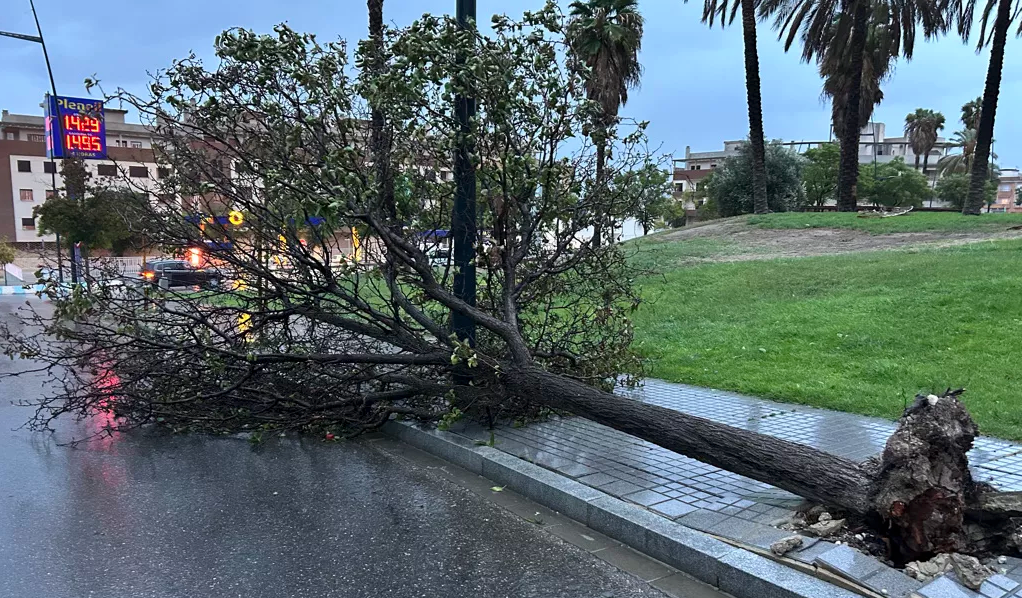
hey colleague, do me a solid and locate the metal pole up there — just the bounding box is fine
[30,0,66,283]
[451,0,477,351]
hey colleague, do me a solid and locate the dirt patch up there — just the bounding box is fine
[659,218,1022,262]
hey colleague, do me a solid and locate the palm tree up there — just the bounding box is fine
[960,96,982,130]
[959,0,1019,214]
[762,0,948,211]
[820,36,892,143]
[904,109,945,180]
[702,0,769,214]
[937,128,997,175]
[567,0,644,245]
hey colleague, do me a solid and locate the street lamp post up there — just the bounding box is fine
[1,0,65,283]
[451,0,477,355]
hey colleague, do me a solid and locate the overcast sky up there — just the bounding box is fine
[2,0,1019,167]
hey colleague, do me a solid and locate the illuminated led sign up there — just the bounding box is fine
[44,95,107,160]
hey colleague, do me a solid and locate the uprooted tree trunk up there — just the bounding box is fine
[506,366,1020,562]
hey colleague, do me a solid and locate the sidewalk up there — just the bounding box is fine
[446,379,1022,598]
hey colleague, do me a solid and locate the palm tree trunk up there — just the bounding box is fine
[368,0,396,223]
[922,152,930,184]
[914,155,920,170]
[592,140,605,247]
[835,1,871,212]
[964,0,1012,215]
[741,0,769,215]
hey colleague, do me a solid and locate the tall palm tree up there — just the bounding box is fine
[702,0,769,214]
[959,0,1020,214]
[960,96,982,130]
[904,109,945,179]
[567,0,644,245]
[762,0,948,211]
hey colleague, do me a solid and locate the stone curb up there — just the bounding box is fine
[382,420,862,598]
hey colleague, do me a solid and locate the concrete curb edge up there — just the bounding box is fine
[382,419,861,598]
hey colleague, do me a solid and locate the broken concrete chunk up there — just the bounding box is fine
[770,535,804,556]
[807,518,845,537]
[950,553,993,590]
[905,553,952,581]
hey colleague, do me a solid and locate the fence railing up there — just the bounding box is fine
[89,256,146,277]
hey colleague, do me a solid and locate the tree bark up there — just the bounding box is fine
[741,0,770,215]
[835,1,871,212]
[964,0,1012,215]
[592,140,605,247]
[368,0,396,223]
[504,365,873,513]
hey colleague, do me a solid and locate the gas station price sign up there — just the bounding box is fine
[44,95,107,159]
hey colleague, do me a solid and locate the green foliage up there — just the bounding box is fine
[613,162,672,234]
[856,157,930,207]
[0,238,15,285]
[801,143,840,207]
[933,173,998,211]
[705,142,806,217]
[33,159,150,254]
[1016,187,1022,207]
[659,201,688,229]
[0,238,14,267]
[630,238,1022,440]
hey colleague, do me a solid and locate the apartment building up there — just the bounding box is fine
[1,107,160,248]
[989,168,1022,213]
[675,123,953,188]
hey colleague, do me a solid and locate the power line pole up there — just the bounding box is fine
[2,1,65,283]
[451,0,477,355]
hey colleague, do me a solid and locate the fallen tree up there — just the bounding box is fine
[2,2,1018,563]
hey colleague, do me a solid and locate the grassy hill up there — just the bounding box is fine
[628,213,1022,440]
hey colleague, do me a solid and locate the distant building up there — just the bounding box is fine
[675,123,954,190]
[989,168,1022,213]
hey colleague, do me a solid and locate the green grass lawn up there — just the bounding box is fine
[747,211,1022,234]
[630,239,1022,440]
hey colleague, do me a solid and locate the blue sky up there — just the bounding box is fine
[3,0,1020,167]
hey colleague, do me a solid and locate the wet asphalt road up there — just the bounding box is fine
[0,297,669,598]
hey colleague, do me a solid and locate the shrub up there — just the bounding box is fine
[706,142,806,217]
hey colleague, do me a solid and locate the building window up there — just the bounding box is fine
[1000,184,1012,192]
[157,167,171,179]
[21,217,35,230]
[710,164,717,169]
[695,165,702,170]
[19,189,34,202]
[129,166,149,178]
[45,189,56,200]
[131,141,143,148]
[4,132,15,140]
[17,160,31,172]
[43,161,56,174]
[27,134,45,143]
[97,164,117,176]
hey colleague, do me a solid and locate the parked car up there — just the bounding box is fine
[140,260,220,288]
